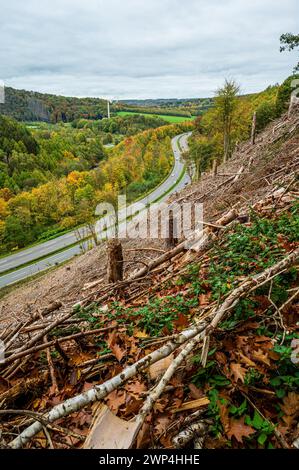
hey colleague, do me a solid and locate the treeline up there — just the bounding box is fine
[0,121,193,252]
[184,74,298,179]
[0,87,107,122]
[72,113,168,138]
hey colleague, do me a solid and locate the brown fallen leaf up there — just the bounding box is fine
[105,389,126,414]
[199,292,211,306]
[123,396,143,417]
[230,362,247,383]
[76,410,92,427]
[218,402,230,433]
[153,397,169,413]
[236,350,256,367]
[227,417,255,443]
[215,351,227,365]
[189,383,203,399]
[82,381,97,392]
[125,380,147,397]
[173,313,189,329]
[236,336,250,349]
[281,392,299,427]
[133,329,148,338]
[255,335,273,344]
[252,348,271,366]
[107,330,126,362]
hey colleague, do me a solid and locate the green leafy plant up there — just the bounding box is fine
[245,410,275,447]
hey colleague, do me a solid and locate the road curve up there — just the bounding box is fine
[0,132,191,288]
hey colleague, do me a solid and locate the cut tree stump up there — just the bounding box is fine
[107,239,123,283]
[166,210,178,248]
[212,159,218,177]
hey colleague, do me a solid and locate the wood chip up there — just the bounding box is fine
[171,397,210,413]
[84,404,139,449]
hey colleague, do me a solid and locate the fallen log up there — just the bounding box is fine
[173,421,209,448]
[0,372,48,409]
[3,309,76,364]
[3,326,115,366]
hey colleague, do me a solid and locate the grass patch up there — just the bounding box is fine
[117,111,196,123]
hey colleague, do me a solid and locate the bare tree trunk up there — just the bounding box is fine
[251,111,256,145]
[223,130,229,163]
[166,210,178,249]
[107,239,123,283]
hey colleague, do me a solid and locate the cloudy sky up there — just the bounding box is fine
[0,0,298,99]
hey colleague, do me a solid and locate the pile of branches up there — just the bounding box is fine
[0,184,298,450]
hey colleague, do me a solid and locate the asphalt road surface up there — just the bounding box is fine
[0,132,191,288]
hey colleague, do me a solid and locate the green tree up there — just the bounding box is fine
[215,79,240,162]
[276,74,299,115]
[185,136,214,181]
[280,33,299,71]
[255,101,277,132]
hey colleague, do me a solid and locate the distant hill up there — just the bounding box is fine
[0,87,108,123]
[116,97,214,117]
[118,97,213,107]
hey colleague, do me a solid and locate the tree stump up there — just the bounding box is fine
[166,210,178,248]
[212,159,218,177]
[107,239,123,283]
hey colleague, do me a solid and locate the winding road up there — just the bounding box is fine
[0,132,191,288]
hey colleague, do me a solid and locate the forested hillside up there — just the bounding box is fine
[184,75,299,179]
[0,115,106,193]
[0,87,107,122]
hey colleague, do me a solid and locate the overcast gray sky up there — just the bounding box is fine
[0,0,298,99]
